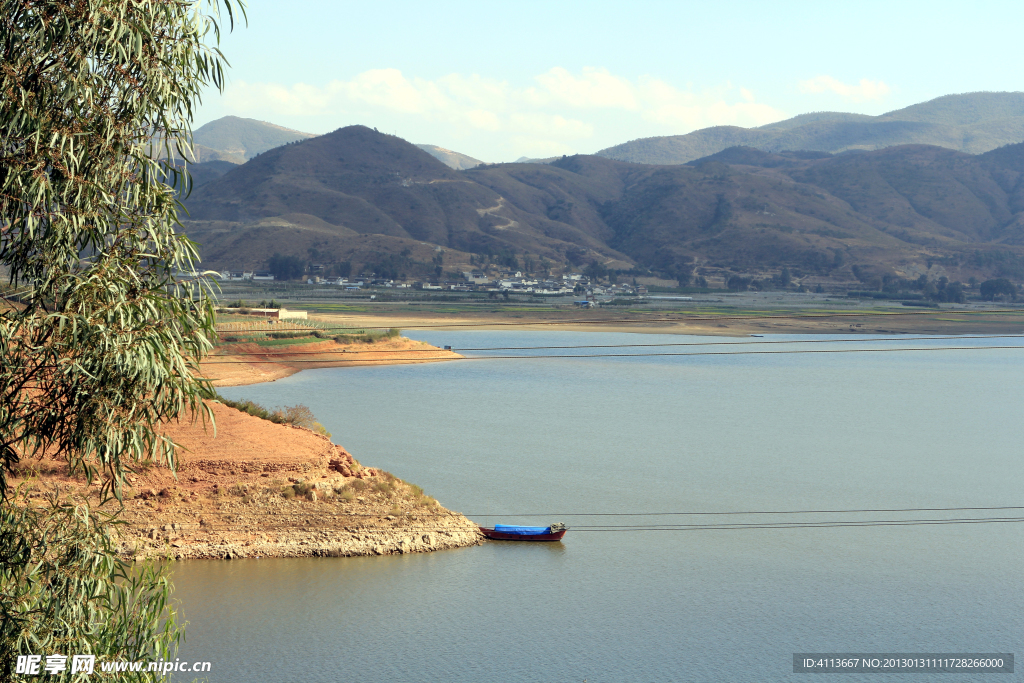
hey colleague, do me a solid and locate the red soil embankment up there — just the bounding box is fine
[12,402,482,560]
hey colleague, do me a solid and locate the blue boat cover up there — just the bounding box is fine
[493,524,551,535]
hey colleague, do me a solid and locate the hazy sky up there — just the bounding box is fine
[196,0,1024,162]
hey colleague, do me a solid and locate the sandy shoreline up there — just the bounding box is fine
[202,337,462,387]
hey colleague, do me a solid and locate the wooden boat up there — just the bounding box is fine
[478,523,567,541]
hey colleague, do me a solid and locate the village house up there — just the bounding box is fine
[462,271,491,284]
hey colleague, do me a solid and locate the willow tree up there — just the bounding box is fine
[0,0,242,676]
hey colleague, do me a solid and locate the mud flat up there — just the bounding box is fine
[308,303,1024,337]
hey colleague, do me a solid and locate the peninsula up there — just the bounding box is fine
[202,335,462,386]
[12,401,482,560]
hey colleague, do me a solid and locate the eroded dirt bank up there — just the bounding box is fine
[13,402,482,560]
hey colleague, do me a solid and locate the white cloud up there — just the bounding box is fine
[506,113,591,138]
[221,68,789,158]
[340,69,449,114]
[508,136,577,158]
[799,75,891,102]
[637,77,786,129]
[222,81,331,116]
[436,73,509,110]
[466,109,501,131]
[532,67,639,110]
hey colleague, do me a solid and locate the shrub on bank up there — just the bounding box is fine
[280,480,317,501]
[332,327,401,345]
[372,480,395,498]
[216,395,332,437]
[217,396,278,422]
[267,331,315,340]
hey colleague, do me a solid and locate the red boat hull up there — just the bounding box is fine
[478,527,567,541]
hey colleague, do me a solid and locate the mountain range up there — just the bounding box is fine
[597,92,1024,165]
[184,115,487,170]
[181,122,1024,285]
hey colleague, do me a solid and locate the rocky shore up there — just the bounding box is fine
[119,493,482,561]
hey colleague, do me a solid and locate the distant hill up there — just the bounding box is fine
[182,124,1024,286]
[186,116,316,164]
[184,126,631,275]
[598,92,1024,165]
[416,144,484,170]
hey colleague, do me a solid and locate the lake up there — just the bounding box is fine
[173,331,1024,681]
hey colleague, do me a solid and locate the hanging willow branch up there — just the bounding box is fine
[2,2,246,679]
[0,0,244,500]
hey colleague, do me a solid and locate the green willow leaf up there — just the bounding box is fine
[2,1,246,678]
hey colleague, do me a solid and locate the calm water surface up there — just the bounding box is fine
[173,332,1024,682]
